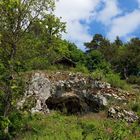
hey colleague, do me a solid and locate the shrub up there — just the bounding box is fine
[110,121,129,140]
[47,65,59,71]
[91,69,130,90]
[0,117,11,139]
[74,64,89,74]
[127,75,140,85]
[17,112,140,140]
[91,69,105,80]
[78,121,96,140]
[131,103,140,113]
[26,57,49,70]
[106,72,130,90]
[130,98,140,115]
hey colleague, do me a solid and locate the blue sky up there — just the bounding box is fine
[55,0,140,50]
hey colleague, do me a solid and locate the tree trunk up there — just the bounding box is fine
[123,67,128,80]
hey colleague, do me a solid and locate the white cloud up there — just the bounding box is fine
[55,0,101,49]
[96,0,122,25]
[55,0,140,49]
[138,0,140,7]
[107,10,140,40]
[95,0,140,41]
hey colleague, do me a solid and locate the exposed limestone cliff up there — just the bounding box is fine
[17,71,139,122]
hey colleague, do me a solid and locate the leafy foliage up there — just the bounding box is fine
[85,34,140,80]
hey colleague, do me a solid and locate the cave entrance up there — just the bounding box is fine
[46,95,86,114]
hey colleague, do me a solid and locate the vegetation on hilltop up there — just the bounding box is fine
[0,0,140,139]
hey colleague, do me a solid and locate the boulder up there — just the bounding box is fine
[84,93,108,112]
[94,81,111,89]
[18,73,51,113]
[108,106,139,123]
[26,73,51,99]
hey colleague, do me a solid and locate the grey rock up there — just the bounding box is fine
[17,72,134,116]
[27,73,51,100]
[109,107,116,114]
[94,81,111,89]
[108,106,139,123]
[18,73,51,113]
[98,95,108,107]
[82,93,108,112]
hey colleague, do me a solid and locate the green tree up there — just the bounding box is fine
[114,36,123,47]
[85,50,111,72]
[0,0,55,61]
[0,0,58,138]
[126,38,140,76]
[16,14,66,70]
[84,34,110,51]
[65,41,85,63]
[84,34,117,62]
[111,38,140,79]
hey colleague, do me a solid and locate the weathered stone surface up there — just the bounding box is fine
[108,106,139,123]
[94,81,111,89]
[18,73,51,113]
[17,72,135,116]
[98,95,108,107]
[83,93,108,112]
[26,73,51,99]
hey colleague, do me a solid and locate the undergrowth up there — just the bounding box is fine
[18,112,140,140]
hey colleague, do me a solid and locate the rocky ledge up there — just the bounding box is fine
[17,72,139,123]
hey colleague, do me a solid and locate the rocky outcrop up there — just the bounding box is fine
[17,71,137,121]
[108,106,139,123]
[17,73,51,113]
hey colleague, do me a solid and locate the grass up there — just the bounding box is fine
[16,70,138,140]
[17,111,140,140]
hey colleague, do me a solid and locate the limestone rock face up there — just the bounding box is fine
[108,106,139,123]
[26,73,51,99]
[17,72,135,117]
[18,73,51,113]
[82,92,108,112]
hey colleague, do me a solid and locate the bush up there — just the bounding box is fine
[74,64,89,74]
[91,69,105,80]
[110,121,129,140]
[130,97,140,115]
[131,103,140,113]
[106,72,130,90]
[0,111,32,139]
[0,117,11,139]
[47,64,70,71]
[127,76,140,85]
[25,57,49,70]
[78,121,96,140]
[91,69,130,90]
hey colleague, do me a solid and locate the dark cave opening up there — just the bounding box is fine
[46,96,86,114]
